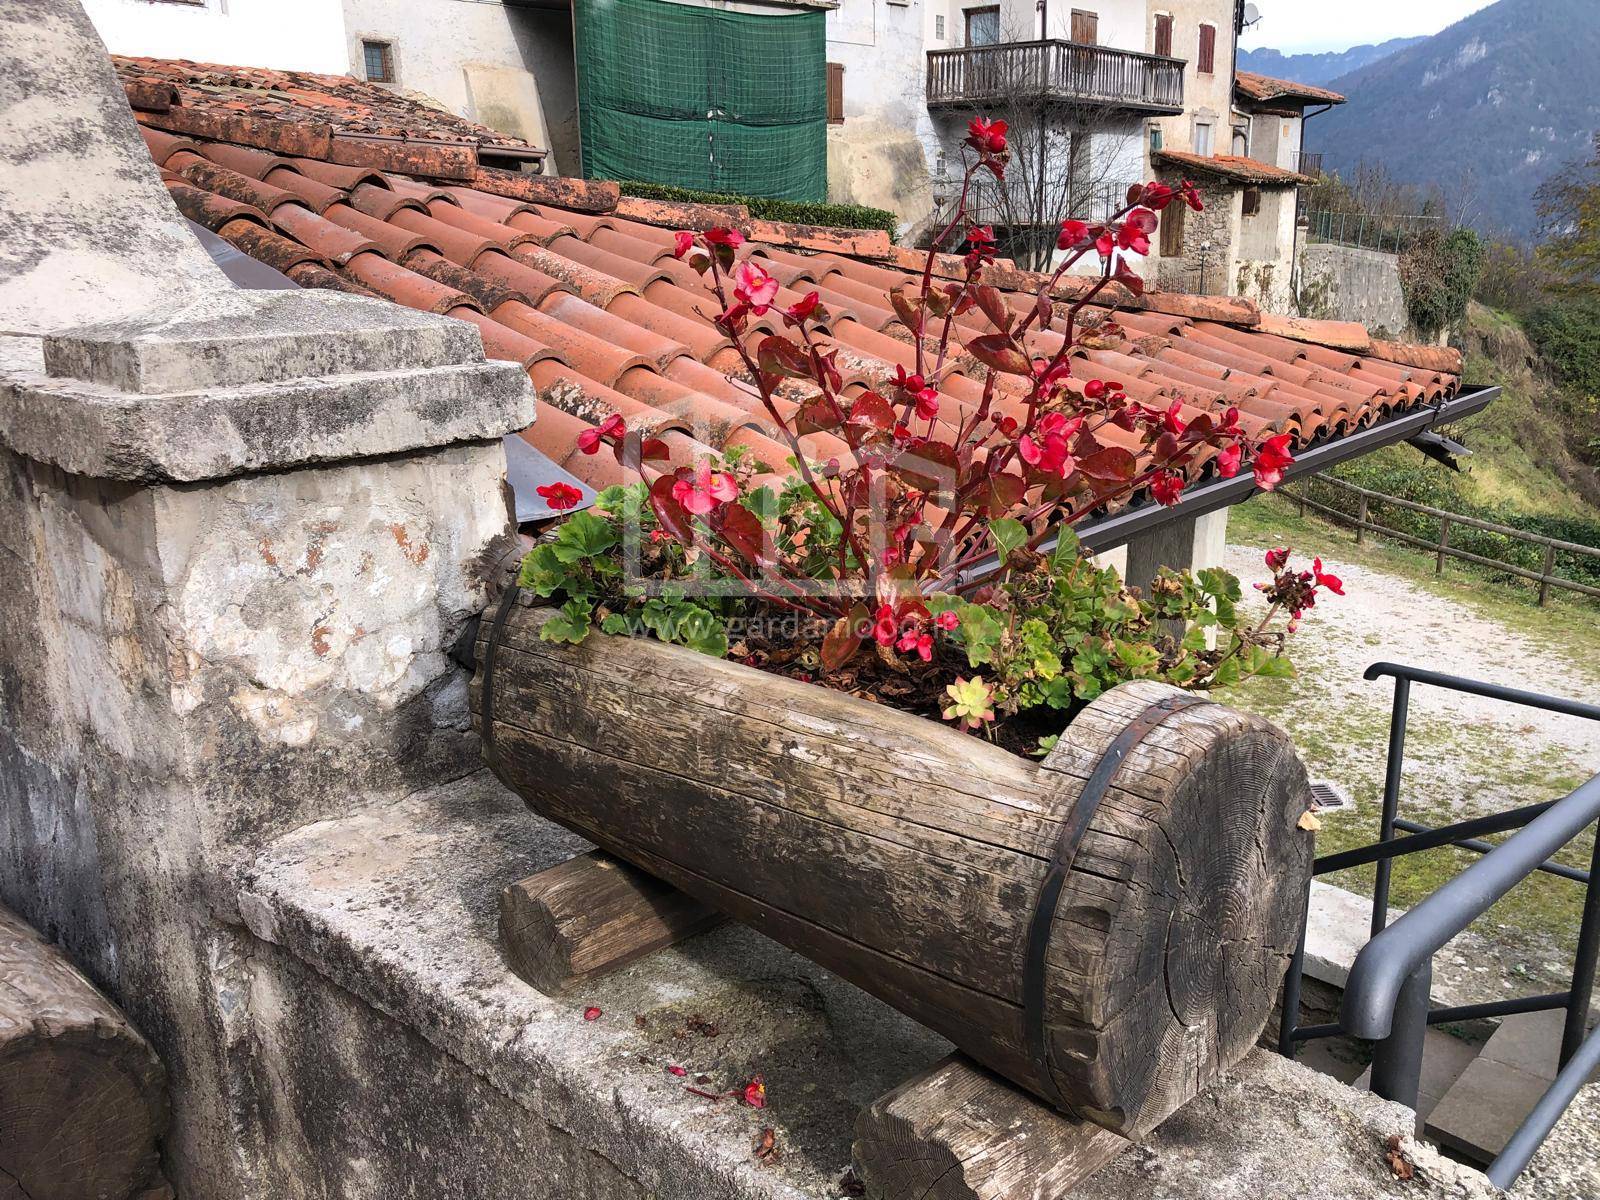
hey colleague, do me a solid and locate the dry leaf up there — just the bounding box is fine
[753,1127,780,1165]
[1298,810,1323,832]
[839,1168,867,1196]
[1385,1134,1415,1181]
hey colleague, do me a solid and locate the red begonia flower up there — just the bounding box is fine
[1215,441,1243,478]
[742,1076,768,1108]
[914,388,940,421]
[733,261,779,315]
[703,226,744,248]
[672,230,695,259]
[935,610,960,631]
[965,117,1008,154]
[783,290,821,324]
[872,603,898,646]
[1265,546,1291,570]
[1150,470,1185,506]
[1313,558,1345,595]
[672,463,739,515]
[1253,433,1295,490]
[1058,219,1090,250]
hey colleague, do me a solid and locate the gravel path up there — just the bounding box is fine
[1220,540,1600,817]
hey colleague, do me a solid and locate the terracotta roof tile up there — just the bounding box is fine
[1235,71,1347,106]
[1153,151,1313,186]
[120,55,1464,515]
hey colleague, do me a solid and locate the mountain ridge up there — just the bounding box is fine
[1309,0,1600,240]
[1237,39,1423,87]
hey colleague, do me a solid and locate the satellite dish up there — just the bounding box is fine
[1242,3,1262,26]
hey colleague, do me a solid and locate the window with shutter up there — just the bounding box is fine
[1193,120,1213,157]
[1154,13,1173,56]
[826,62,844,124]
[1160,199,1185,257]
[1071,9,1098,45]
[1242,187,1261,217]
[1197,23,1216,73]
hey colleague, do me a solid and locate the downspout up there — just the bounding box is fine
[1290,104,1336,310]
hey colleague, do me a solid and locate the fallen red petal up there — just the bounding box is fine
[582,1006,602,1022]
[666,1064,688,1077]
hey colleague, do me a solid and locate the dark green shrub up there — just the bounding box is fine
[1526,298,1600,398]
[617,181,898,240]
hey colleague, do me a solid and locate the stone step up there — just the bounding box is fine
[1354,1026,1480,1133]
[1423,1009,1600,1167]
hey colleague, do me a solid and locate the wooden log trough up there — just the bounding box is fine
[473,604,1315,1144]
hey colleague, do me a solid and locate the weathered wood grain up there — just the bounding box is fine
[0,902,168,1200]
[853,1054,1130,1200]
[499,850,724,994]
[475,607,1314,1137]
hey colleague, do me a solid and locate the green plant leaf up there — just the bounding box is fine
[540,597,594,644]
[989,518,1029,559]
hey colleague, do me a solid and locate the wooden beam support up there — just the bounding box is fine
[499,850,724,995]
[853,1055,1131,1200]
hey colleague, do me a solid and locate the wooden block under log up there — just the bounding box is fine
[853,1054,1131,1200]
[0,901,169,1200]
[499,850,724,994]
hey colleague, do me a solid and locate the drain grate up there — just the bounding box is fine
[1308,781,1353,812]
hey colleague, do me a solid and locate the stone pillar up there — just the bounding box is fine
[0,4,537,1194]
[1121,507,1231,595]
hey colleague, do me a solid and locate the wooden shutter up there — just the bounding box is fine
[1198,24,1216,73]
[1242,187,1261,217]
[1160,199,1185,256]
[1154,14,1173,56]
[827,62,844,124]
[1071,9,1098,45]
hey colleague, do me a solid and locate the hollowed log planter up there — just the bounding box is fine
[474,605,1313,1138]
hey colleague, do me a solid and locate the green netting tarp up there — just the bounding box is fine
[574,0,827,202]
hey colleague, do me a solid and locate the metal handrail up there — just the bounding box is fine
[1277,662,1600,1189]
[1341,773,1600,1039]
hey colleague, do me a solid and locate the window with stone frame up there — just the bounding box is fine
[1193,120,1214,157]
[362,40,394,84]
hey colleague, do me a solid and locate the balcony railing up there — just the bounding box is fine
[927,41,1185,114]
[1294,150,1324,176]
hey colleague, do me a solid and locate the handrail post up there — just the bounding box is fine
[1370,959,1431,1110]
[1562,829,1600,1065]
[1539,541,1556,607]
[1372,677,1411,936]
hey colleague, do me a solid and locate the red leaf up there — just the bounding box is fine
[717,503,774,567]
[821,614,863,672]
[648,475,696,543]
[1114,262,1146,297]
[1077,445,1139,482]
[757,334,812,380]
[794,396,844,434]
[895,440,960,495]
[966,333,1032,376]
[639,437,671,463]
[1034,291,1054,331]
[848,391,895,431]
[984,471,1027,514]
[973,285,1013,334]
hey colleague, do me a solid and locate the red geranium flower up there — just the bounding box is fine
[537,482,582,511]
[1252,433,1295,490]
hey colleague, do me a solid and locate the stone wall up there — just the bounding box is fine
[1297,242,1412,340]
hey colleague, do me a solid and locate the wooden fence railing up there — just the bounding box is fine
[926,41,1185,113]
[1283,475,1600,605]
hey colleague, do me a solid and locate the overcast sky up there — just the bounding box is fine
[1238,0,1497,54]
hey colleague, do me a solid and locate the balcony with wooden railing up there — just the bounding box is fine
[926,40,1185,113]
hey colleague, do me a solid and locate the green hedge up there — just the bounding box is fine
[617,180,898,240]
